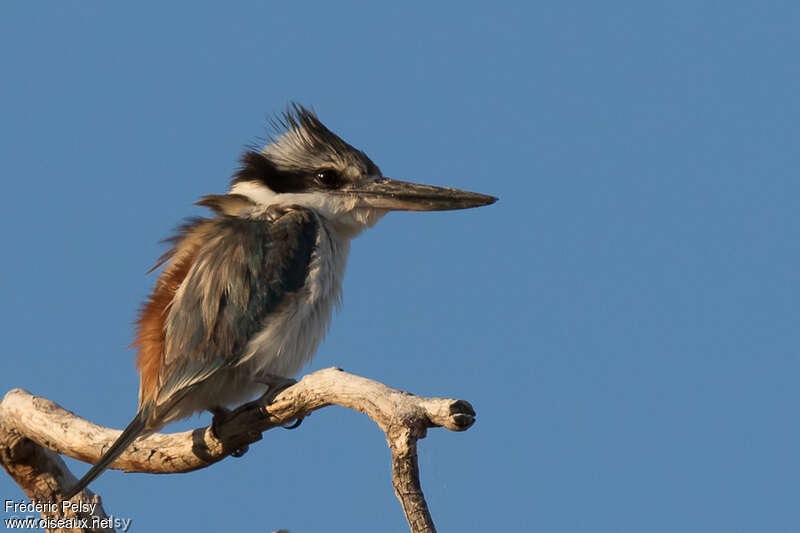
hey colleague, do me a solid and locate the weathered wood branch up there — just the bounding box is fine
[0,367,475,533]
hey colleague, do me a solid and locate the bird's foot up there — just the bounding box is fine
[209,406,249,457]
[254,373,297,404]
[254,373,304,429]
[209,406,231,439]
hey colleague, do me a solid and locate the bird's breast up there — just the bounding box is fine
[150,212,351,422]
[241,217,350,379]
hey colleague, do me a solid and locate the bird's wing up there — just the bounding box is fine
[155,205,319,406]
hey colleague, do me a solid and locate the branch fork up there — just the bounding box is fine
[0,367,475,533]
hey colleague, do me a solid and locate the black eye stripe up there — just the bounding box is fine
[231,151,305,193]
[231,151,352,193]
[315,169,341,188]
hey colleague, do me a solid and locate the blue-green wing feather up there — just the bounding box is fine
[157,207,318,403]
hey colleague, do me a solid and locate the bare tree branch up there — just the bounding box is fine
[0,367,475,533]
[0,425,113,532]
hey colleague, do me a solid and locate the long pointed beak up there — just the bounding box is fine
[347,178,498,212]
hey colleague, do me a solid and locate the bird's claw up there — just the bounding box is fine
[282,416,304,430]
[231,445,249,458]
[255,374,298,405]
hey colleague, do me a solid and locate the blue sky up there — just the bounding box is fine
[1,2,798,532]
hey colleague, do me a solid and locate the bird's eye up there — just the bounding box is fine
[315,169,340,188]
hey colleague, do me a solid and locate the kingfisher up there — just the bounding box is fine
[65,104,496,498]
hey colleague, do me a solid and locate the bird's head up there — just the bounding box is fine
[229,104,497,237]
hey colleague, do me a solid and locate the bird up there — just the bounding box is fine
[64,104,496,499]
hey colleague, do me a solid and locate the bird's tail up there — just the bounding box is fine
[63,409,149,499]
